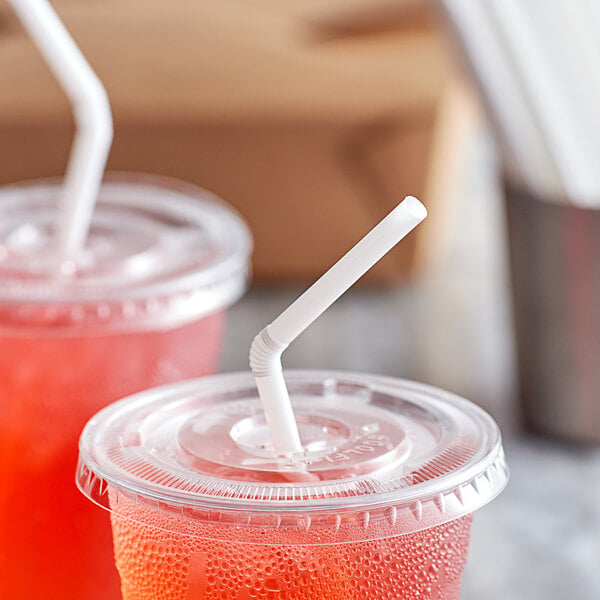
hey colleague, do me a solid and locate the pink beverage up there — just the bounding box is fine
[77,371,508,599]
[0,175,251,600]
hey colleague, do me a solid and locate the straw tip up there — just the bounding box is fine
[400,196,428,221]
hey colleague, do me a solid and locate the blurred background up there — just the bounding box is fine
[2,0,599,597]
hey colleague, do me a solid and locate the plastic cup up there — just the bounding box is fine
[0,174,251,600]
[77,370,508,599]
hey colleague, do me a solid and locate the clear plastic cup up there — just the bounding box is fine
[0,174,251,600]
[77,370,508,599]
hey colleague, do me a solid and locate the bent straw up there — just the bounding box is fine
[9,0,113,260]
[250,196,427,455]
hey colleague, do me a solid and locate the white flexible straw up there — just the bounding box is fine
[488,0,600,207]
[439,0,561,198]
[9,0,113,260]
[250,196,427,455]
[526,1,600,206]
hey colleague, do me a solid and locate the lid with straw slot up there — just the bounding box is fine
[0,174,251,331]
[77,370,508,541]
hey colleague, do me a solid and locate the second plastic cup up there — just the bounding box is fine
[0,175,251,600]
[78,370,508,599]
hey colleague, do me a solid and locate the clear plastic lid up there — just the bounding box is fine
[0,174,252,331]
[77,370,508,539]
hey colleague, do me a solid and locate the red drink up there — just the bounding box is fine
[0,315,223,600]
[109,493,472,600]
[0,176,251,600]
[78,372,508,600]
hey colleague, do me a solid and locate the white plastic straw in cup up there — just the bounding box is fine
[9,0,113,261]
[249,196,427,455]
